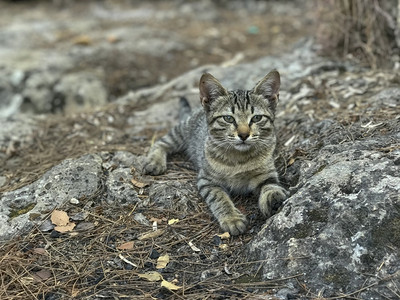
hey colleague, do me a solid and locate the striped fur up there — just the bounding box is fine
[143,70,287,235]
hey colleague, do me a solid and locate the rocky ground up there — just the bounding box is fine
[0,1,399,300]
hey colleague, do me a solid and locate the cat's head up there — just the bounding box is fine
[199,70,280,152]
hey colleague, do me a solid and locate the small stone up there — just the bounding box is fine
[149,249,160,259]
[133,212,150,226]
[75,222,95,231]
[39,220,54,232]
[49,230,61,238]
[70,198,79,205]
[70,211,88,221]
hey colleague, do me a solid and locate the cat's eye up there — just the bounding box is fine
[223,116,235,123]
[251,115,263,123]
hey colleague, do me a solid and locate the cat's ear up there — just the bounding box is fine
[199,73,227,109]
[252,70,280,113]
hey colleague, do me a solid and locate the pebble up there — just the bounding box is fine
[70,198,79,205]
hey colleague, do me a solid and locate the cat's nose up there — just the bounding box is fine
[238,132,249,141]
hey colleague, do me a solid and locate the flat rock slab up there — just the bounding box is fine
[0,154,102,241]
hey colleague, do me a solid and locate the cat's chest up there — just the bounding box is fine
[204,151,274,193]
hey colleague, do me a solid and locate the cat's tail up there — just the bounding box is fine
[179,96,191,122]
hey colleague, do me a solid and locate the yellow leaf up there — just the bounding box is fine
[217,232,231,240]
[138,271,163,282]
[138,230,164,241]
[51,210,69,226]
[131,178,149,188]
[117,241,134,250]
[167,218,179,225]
[54,222,76,233]
[219,244,229,251]
[156,254,170,269]
[161,280,181,291]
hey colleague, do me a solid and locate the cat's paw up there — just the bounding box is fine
[142,156,167,175]
[219,212,248,236]
[259,186,287,218]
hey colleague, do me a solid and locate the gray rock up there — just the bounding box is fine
[0,114,38,151]
[148,181,197,211]
[53,72,107,114]
[247,136,400,298]
[0,154,102,241]
[133,212,150,226]
[105,167,140,206]
[22,71,57,113]
[101,151,142,171]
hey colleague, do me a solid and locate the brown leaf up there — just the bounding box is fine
[51,210,69,226]
[138,229,165,241]
[54,222,76,233]
[107,35,119,43]
[149,217,167,223]
[33,269,52,282]
[131,178,149,188]
[117,241,134,250]
[33,248,47,255]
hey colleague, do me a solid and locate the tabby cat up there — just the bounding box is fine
[143,70,287,235]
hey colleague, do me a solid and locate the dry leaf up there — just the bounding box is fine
[107,35,119,43]
[33,248,47,255]
[51,210,69,226]
[138,271,163,282]
[20,277,34,285]
[149,217,167,223]
[156,254,170,269]
[161,280,181,291]
[138,230,165,241]
[188,240,201,252]
[73,35,92,45]
[119,253,138,267]
[167,218,179,225]
[217,232,231,240]
[131,178,149,188]
[54,222,76,233]
[117,241,134,250]
[33,269,52,282]
[219,244,229,251]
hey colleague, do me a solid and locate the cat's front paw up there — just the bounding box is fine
[219,212,248,236]
[142,156,167,175]
[259,186,287,218]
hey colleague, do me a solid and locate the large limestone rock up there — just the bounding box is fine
[0,154,103,241]
[247,134,400,298]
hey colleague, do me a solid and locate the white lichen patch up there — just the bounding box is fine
[351,244,368,265]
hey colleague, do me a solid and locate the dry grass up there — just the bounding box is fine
[316,0,399,68]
